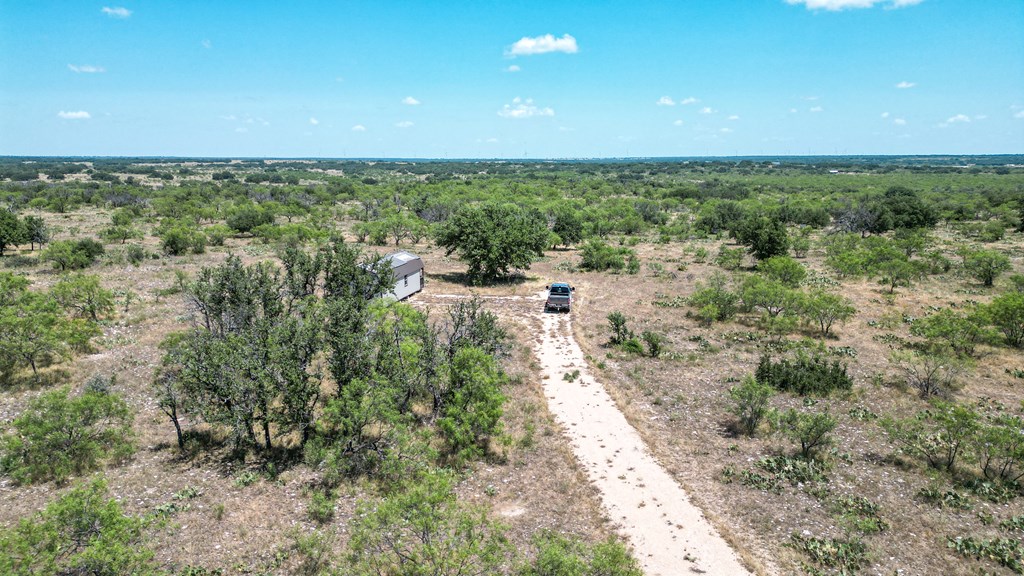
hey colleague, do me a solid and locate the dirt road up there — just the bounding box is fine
[534,303,752,576]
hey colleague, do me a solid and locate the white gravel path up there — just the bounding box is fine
[533,301,752,576]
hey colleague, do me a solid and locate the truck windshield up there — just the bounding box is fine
[551,286,570,295]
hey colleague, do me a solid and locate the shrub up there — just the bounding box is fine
[518,530,642,576]
[640,331,665,357]
[759,255,807,288]
[580,239,634,272]
[789,534,868,573]
[51,273,115,321]
[125,243,147,266]
[735,215,789,260]
[161,226,206,256]
[774,408,837,459]
[891,348,965,398]
[0,478,158,575]
[881,402,979,472]
[607,311,632,345]
[799,289,856,338]
[0,387,134,484]
[755,353,852,396]
[987,292,1024,348]
[41,238,105,270]
[727,375,775,436]
[688,272,739,325]
[307,490,336,524]
[910,308,992,358]
[714,246,744,270]
[226,207,275,234]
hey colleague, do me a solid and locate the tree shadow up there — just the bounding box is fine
[1,368,71,392]
[432,271,531,287]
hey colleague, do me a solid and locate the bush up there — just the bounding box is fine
[161,226,206,255]
[714,246,744,270]
[125,243,147,266]
[518,530,642,576]
[734,215,789,260]
[891,348,965,398]
[755,353,852,396]
[881,401,979,472]
[0,478,158,575]
[0,387,134,484]
[580,239,634,272]
[987,292,1024,348]
[51,274,115,321]
[41,238,105,270]
[688,272,739,325]
[759,255,807,288]
[799,289,856,338]
[226,207,274,234]
[774,408,837,459]
[728,375,775,436]
[307,490,335,524]
[607,311,632,345]
[640,331,665,357]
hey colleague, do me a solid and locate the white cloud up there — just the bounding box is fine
[402,96,421,105]
[680,97,699,105]
[309,117,319,125]
[101,6,131,18]
[656,96,675,106]
[201,39,212,49]
[893,118,907,125]
[810,106,824,112]
[896,81,916,89]
[395,121,414,128]
[699,107,714,114]
[220,114,237,121]
[68,64,105,73]
[786,0,922,10]
[673,120,684,126]
[498,97,554,119]
[720,127,734,133]
[974,114,987,120]
[938,114,971,128]
[789,108,798,113]
[881,111,890,118]
[351,124,367,132]
[728,115,740,121]
[1015,110,1024,119]
[506,65,521,72]
[506,33,578,57]
[57,110,91,120]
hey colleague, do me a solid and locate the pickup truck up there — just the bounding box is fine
[544,282,575,312]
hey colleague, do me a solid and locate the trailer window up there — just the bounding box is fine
[404,275,408,287]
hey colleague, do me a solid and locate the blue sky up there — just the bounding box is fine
[1,0,1022,158]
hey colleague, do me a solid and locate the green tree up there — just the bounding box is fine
[437,346,506,459]
[0,290,99,379]
[41,239,105,271]
[728,375,775,436]
[987,292,1024,348]
[518,531,642,576]
[551,206,584,247]
[0,209,26,256]
[758,255,807,288]
[100,225,143,244]
[0,478,157,575]
[0,387,134,484]
[775,409,836,459]
[910,308,991,358]
[227,206,275,234]
[799,289,856,338]
[21,215,49,251]
[51,274,115,321]
[688,272,739,325]
[435,203,548,283]
[346,471,511,576]
[734,215,789,260]
[964,249,1011,287]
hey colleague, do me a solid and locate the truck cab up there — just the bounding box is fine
[544,282,575,312]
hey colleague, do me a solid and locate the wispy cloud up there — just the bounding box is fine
[498,97,554,119]
[506,65,521,72]
[402,96,421,105]
[728,115,740,121]
[938,113,970,128]
[699,106,714,114]
[881,112,890,118]
[101,6,131,18]
[786,0,923,10]
[720,127,734,133]
[68,64,105,73]
[1015,110,1024,119]
[201,39,212,49]
[351,124,367,132]
[395,121,414,128]
[673,120,684,126]
[810,106,824,113]
[893,118,907,125]
[309,117,319,125]
[680,97,699,105]
[656,96,675,106]
[506,33,578,57]
[58,110,91,120]
[895,80,916,89]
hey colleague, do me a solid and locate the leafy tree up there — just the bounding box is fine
[799,289,856,338]
[346,471,511,575]
[740,275,801,319]
[0,387,134,484]
[977,414,1024,483]
[910,308,992,358]
[881,402,979,471]
[964,249,1011,287]
[0,478,158,575]
[579,239,634,272]
[881,186,937,230]
[437,346,505,459]
[715,246,745,271]
[41,238,105,270]
[735,214,789,260]
[51,274,115,321]
[100,224,143,244]
[435,203,548,283]
[0,289,99,379]
[21,215,49,251]
[758,255,807,288]
[987,292,1024,348]
[0,209,26,256]
[551,206,584,247]
[160,225,206,255]
[728,375,775,436]
[607,311,632,345]
[875,255,924,293]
